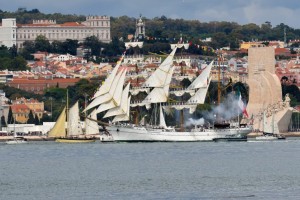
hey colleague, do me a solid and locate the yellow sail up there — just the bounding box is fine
[48,107,66,138]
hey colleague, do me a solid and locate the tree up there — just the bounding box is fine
[7,107,13,124]
[35,35,51,52]
[27,110,35,124]
[1,116,6,128]
[34,114,40,125]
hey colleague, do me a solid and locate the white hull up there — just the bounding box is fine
[6,139,28,144]
[107,125,252,142]
[255,134,285,141]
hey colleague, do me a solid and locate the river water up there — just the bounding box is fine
[0,138,300,200]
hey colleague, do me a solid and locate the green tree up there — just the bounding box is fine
[34,114,40,125]
[1,116,7,128]
[27,110,35,124]
[84,36,102,56]
[35,35,51,52]
[7,107,13,124]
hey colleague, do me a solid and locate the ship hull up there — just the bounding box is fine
[107,125,252,142]
[55,138,96,143]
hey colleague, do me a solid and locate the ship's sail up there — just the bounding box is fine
[143,67,174,103]
[96,69,127,113]
[142,47,177,88]
[85,109,99,135]
[112,96,131,122]
[187,61,213,90]
[67,101,83,136]
[104,83,131,118]
[48,107,66,138]
[85,68,124,112]
[159,105,167,128]
[92,53,125,99]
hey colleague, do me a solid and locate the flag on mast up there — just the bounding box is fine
[238,94,249,118]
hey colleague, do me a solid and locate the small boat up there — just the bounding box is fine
[6,134,28,145]
[255,111,286,141]
[213,136,247,142]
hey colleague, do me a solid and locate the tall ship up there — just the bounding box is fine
[84,44,252,142]
[48,93,96,143]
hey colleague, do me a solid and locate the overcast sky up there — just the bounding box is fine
[1,0,300,28]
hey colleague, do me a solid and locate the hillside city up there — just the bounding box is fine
[0,10,300,134]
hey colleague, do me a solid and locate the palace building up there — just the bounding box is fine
[0,16,111,49]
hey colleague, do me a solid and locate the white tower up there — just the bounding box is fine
[135,15,145,41]
[0,18,17,48]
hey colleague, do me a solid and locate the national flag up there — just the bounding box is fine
[238,94,249,118]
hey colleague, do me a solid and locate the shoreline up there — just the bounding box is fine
[1,133,300,142]
[0,135,101,142]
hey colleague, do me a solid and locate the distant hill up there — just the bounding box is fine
[1,9,300,50]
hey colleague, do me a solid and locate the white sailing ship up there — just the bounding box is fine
[85,45,252,142]
[255,111,285,141]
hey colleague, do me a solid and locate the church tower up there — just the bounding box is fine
[135,15,145,41]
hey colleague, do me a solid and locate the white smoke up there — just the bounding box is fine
[184,93,244,126]
[185,117,205,126]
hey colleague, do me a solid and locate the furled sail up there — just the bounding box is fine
[159,105,167,128]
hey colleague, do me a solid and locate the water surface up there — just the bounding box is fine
[0,139,300,200]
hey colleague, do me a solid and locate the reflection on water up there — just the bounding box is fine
[0,139,300,200]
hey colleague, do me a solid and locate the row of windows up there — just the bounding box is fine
[17,32,110,40]
[19,29,109,33]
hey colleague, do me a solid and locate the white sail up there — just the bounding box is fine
[85,109,99,135]
[112,96,131,122]
[67,101,83,136]
[96,69,127,113]
[187,77,212,104]
[104,83,130,118]
[171,43,189,50]
[143,67,174,103]
[159,105,167,128]
[92,54,125,99]
[84,69,124,112]
[187,61,213,90]
[143,47,177,88]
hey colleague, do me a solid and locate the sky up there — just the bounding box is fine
[1,0,300,28]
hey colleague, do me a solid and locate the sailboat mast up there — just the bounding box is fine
[66,89,69,138]
[179,47,184,131]
[217,53,222,106]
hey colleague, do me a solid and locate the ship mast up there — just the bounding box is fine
[217,52,222,106]
[66,89,69,138]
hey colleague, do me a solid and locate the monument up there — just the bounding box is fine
[247,46,293,133]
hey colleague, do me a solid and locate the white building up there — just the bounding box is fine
[0,16,111,49]
[0,18,17,47]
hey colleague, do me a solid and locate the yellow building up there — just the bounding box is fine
[11,98,44,123]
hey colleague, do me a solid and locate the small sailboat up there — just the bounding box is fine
[255,111,286,141]
[5,116,28,144]
[48,101,96,143]
[5,131,28,144]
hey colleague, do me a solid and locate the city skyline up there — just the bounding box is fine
[1,0,300,28]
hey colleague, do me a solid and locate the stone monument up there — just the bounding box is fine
[247,46,292,133]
